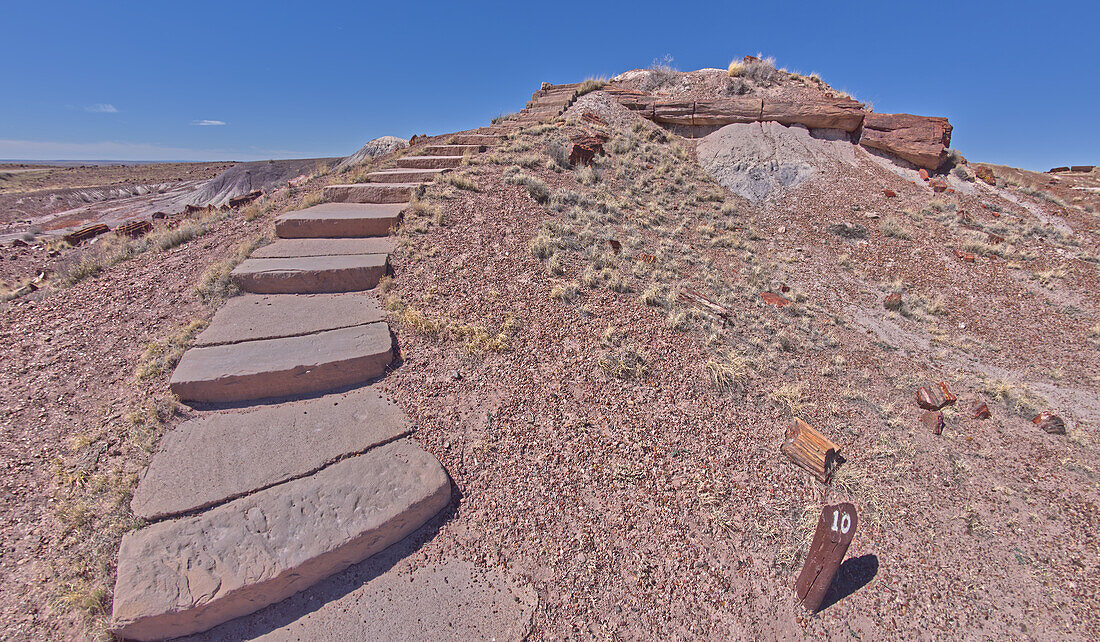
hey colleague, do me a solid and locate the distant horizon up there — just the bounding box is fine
[0,157,338,165]
[3,1,1096,171]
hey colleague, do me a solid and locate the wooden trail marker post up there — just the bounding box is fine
[795,502,858,612]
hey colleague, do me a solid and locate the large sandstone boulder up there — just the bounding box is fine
[761,97,866,132]
[859,113,953,171]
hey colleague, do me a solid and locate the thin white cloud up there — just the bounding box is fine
[0,139,302,162]
[85,104,119,113]
[190,119,227,126]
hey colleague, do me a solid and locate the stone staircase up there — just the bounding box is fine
[111,122,532,639]
[513,82,583,125]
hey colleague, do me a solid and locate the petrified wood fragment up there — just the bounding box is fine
[781,418,841,483]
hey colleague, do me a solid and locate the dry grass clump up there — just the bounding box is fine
[705,351,749,393]
[827,222,868,239]
[134,319,208,380]
[980,378,1049,419]
[152,221,202,251]
[639,54,677,92]
[768,384,804,414]
[551,281,580,302]
[598,348,647,380]
[385,294,519,354]
[576,77,607,96]
[879,218,911,240]
[504,167,550,203]
[728,55,778,83]
[440,171,480,192]
[195,234,273,306]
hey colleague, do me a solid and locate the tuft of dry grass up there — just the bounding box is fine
[598,349,647,380]
[134,319,208,380]
[705,351,749,393]
[768,384,804,414]
[576,77,607,96]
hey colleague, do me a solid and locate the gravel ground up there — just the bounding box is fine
[371,114,1098,639]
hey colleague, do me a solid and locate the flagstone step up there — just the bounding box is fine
[252,237,395,259]
[170,323,393,403]
[323,182,423,204]
[183,554,537,641]
[111,439,451,641]
[446,133,502,146]
[275,203,404,238]
[395,155,464,170]
[131,387,410,520]
[194,293,384,347]
[230,254,388,294]
[422,144,484,157]
[365,168,446,183]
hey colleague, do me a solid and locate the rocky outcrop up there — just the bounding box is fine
[336,136,409,171]
[858,113,953,171]
[603,84,953,171]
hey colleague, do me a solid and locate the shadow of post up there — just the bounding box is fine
[818,554,879,612]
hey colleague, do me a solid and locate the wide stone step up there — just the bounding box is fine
[446,133,501,146]
[528,96,573,108]
[111,439,451,641]
[184,554,536,641]
[169,323,393,403]
[365,168,446,183]
[323,182,423,204]
[195,293,383,347]
[422,144,483,157]
[131,387,410,520]
[275,203,404,239]
[252,237,394,259]
[395,155,463,170]
[230,254,388,294]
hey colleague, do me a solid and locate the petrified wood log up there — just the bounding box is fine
[781,418,840,483]
[115,220,153,238]
[761,97,865,132]
[653,101,695,125]
[64,223,109,246]
[795,503,858,612]
[229,190,263,208]
[693,98,763,125]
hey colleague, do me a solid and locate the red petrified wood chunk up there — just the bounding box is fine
[953,249,976,262]
[581,111,605,125]
[972,402,991,419]
[1032,412,1066,435]
[917,381,956,411]
[937,381,957,407]
[781,418,841,483]
[795,503,858,612]
[931,180,948,193]
[922,410,945,435]
[918,169,930,181]
[883,292,903,311]
[760,292,790,307]
[884,188,897,198]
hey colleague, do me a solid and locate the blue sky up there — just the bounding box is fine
[1,1,1094,170]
